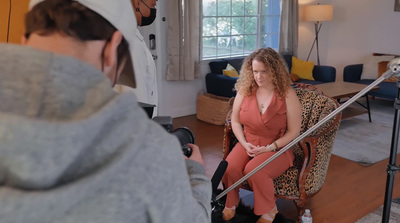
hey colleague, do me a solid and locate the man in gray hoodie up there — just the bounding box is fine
[0,0,211,222]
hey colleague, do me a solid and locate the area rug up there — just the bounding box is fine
[356,198,400,223]
[331,98,400,165]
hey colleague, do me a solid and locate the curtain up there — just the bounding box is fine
[279,0,298,56]
[166,0,200,81]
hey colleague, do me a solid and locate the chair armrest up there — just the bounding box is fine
[297,137,318,198]
[343,64,363,82]
[223,119,232,160]
[208,57,245,74]
[205,73,238,98]
[296,97,341,198]
[223,110,236,159]
[313,65,336,83]
[209,60,229,74]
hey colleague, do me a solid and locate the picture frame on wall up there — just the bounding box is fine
[395,0,400,11]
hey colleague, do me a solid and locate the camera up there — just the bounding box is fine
[152,116,195,157]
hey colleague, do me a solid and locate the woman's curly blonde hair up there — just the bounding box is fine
[234,48,292,97]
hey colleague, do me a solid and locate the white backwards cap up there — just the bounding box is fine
[29,0,139,88]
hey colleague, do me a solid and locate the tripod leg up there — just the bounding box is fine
[382,86,400,223]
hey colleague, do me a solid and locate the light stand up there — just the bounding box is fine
[382,59,400,222]
[314,22,320,66]
[211,58,400,223]
[306,22,322,65]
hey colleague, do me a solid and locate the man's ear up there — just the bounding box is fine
[131,0,140,11]
[103,31,123,68]
[21,35,28,45]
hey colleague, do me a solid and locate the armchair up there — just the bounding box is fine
[223,88,341,220]
[343,64,397,100]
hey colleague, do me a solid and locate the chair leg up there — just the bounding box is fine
[294,198,307,220]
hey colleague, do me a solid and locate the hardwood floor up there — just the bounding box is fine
[173,115,400,223]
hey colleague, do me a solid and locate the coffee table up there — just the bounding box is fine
[315,82,380,122]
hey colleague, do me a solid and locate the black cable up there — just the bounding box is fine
[6,0,12,42]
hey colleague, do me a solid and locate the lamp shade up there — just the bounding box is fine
[304,5,333,22]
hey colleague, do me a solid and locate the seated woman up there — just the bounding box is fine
[222,48,302,223]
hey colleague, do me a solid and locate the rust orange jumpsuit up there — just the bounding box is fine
[222,92,294,215]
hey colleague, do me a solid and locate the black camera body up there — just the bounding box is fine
[152,116,194,157]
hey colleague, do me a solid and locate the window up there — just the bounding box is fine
[201,0,281,60]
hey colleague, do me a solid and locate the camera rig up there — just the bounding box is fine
[152,116,194,157]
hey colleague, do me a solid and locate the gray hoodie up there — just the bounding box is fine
[0,43,211,223]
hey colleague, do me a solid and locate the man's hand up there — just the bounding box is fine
[186,143,204,165]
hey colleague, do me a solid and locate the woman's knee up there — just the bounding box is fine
[245,155,290,177]
[225,162,244,177]
[243,161,278,180]
[244,166,273,181]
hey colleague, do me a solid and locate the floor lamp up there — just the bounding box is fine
[304,4,333,65]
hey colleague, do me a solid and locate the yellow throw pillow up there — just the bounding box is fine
[291,56,315,80]
[223,63,239,78]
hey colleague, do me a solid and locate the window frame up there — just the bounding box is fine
[200,0,281,60]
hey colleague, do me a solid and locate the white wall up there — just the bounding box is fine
[157,0,400,118]
[299,0,400,81]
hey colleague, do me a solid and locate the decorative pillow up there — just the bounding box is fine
[378,61,398,82]
[291,73,300,82]
[223,63,239,78]
[360,55,395,80]
[291,56,315,80]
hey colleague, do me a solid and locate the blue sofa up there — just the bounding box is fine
[343,64,396,101]
[205,55,336,98]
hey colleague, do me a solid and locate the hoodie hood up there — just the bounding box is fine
[0,43,147,190]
